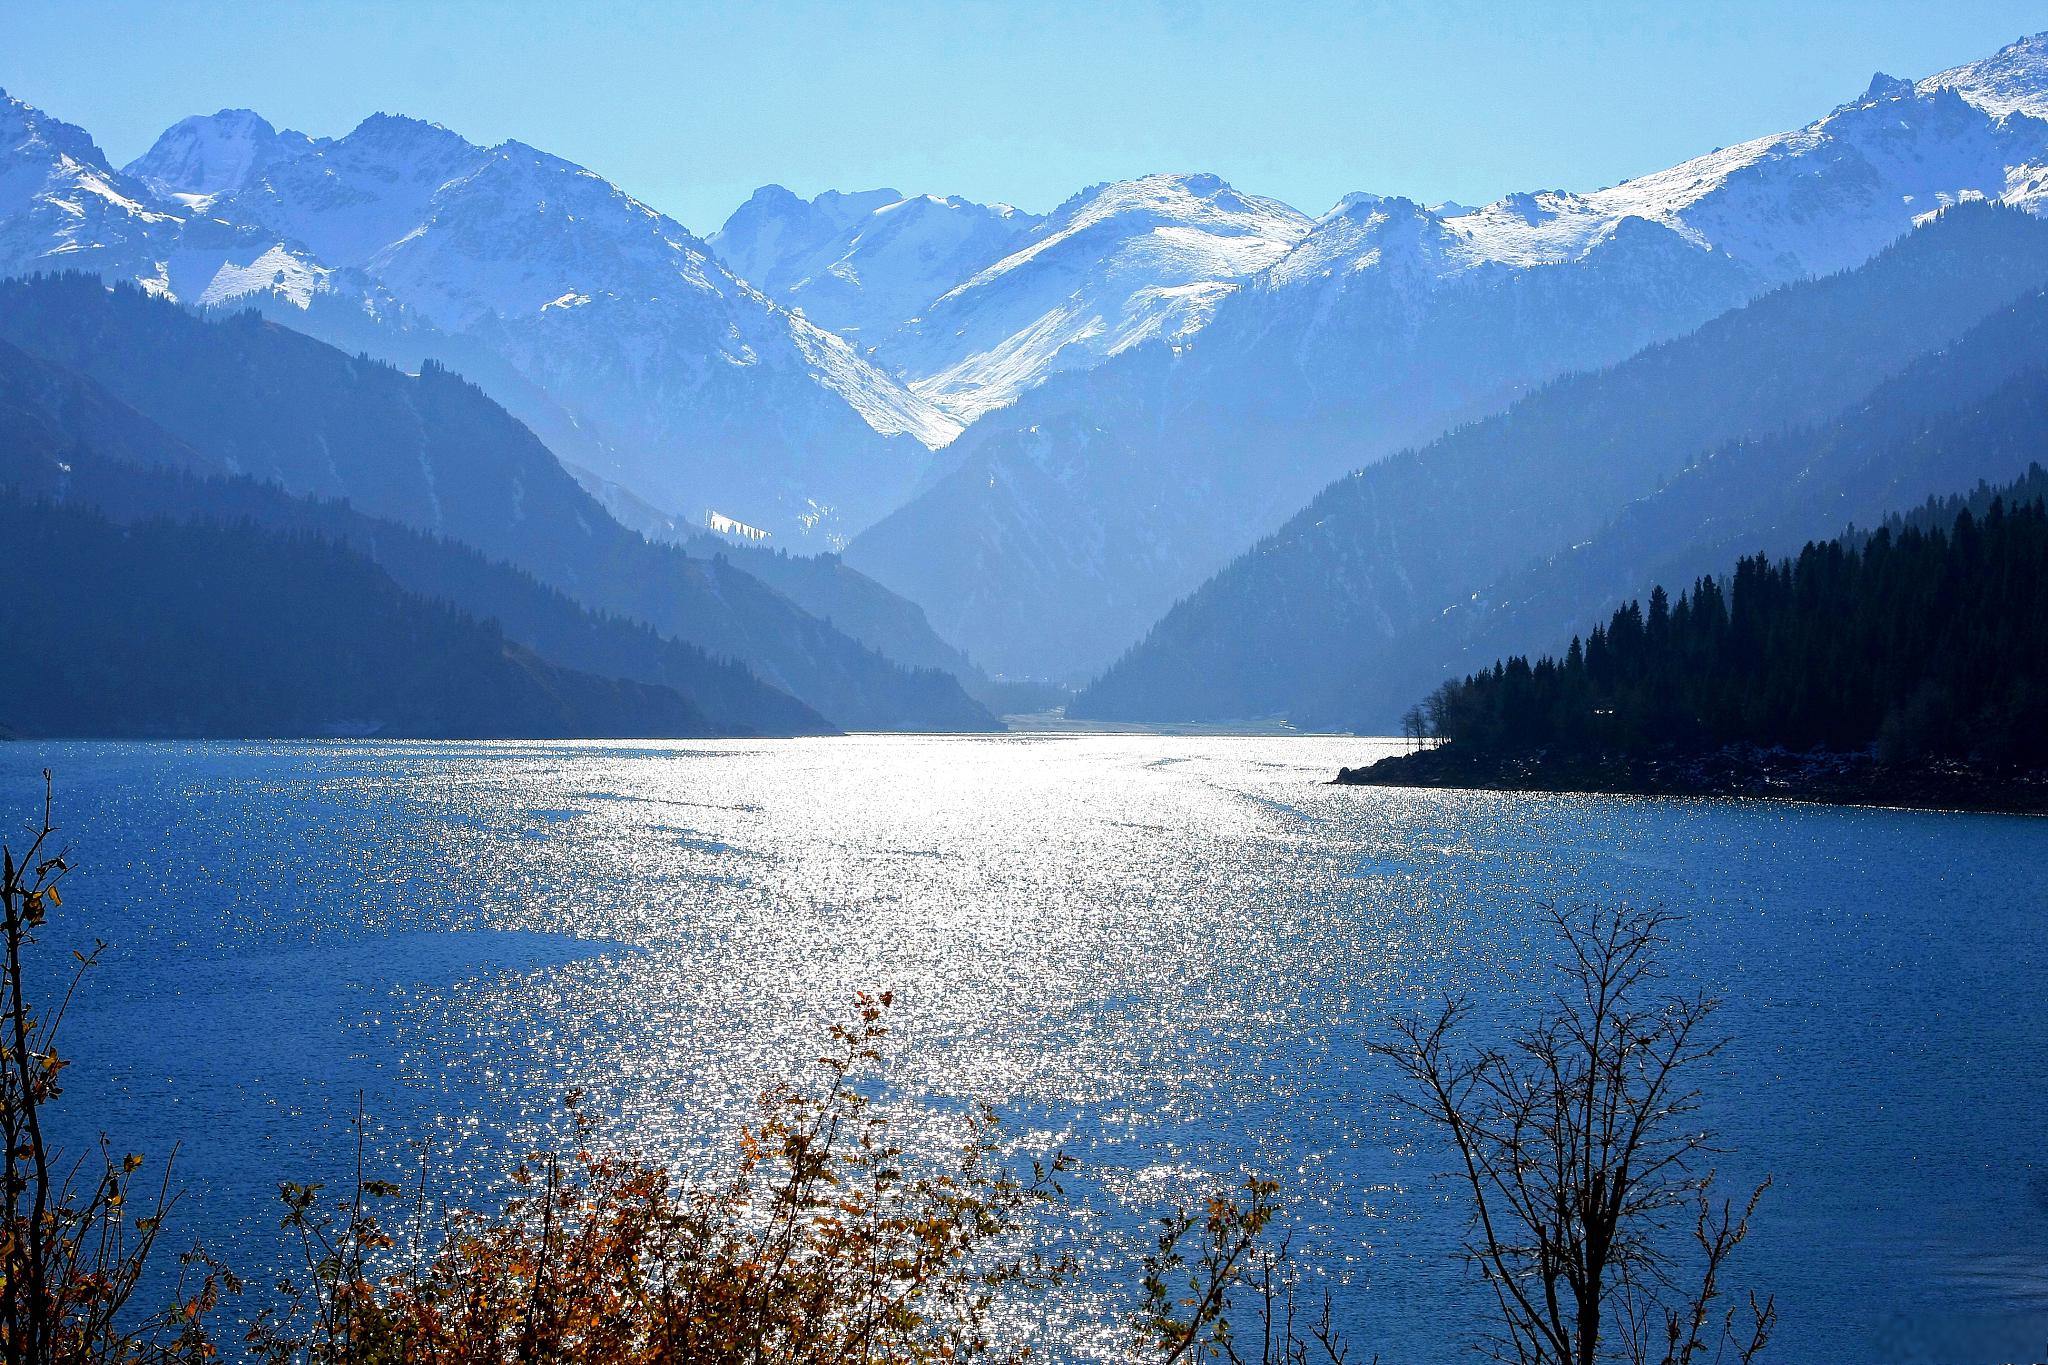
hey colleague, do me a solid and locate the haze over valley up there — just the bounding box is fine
[1,11,2046,1362]
[9,32,2048,715]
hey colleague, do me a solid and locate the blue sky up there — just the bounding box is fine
[4,1,2044,235]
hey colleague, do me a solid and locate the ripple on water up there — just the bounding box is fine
[0,735,2040,1364]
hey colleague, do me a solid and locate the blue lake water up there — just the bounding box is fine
[1,737,2042,1363]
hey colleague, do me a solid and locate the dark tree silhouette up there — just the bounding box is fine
[1376,906,1772,1365]
[1413,469,2048,770]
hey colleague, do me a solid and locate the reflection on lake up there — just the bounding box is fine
[4,736,2042,1363]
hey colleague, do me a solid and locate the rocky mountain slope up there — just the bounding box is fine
[1071,203,2048,724]
[0,275,993,731]
[0,88,962,543]
[711,184,1041,346]
[848,40,2048,680]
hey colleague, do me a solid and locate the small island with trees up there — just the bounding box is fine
[1339,467,2048,813]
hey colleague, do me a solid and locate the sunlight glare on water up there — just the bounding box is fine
[4,736,2044,1364]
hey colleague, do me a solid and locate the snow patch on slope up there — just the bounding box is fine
[1421,74,2048,281]
[888,173,1312,422]
[787,313,964,447]
[1923,30,2048,118]
[191,241,328,307]
[711,185,1041,344]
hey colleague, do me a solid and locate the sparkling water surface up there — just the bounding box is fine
[2,737,2042,1363]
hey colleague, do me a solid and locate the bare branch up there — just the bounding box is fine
[1375,904,1772,1365]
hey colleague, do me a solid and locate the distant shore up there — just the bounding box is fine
[1335,743,2048,815]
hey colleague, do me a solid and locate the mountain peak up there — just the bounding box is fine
[711,184,914,293]
[725,183,902,222]
[213,107,274,130]
[0,88,115,177]
[1048,172,1308,239]
[886,171,1312,422]
[488,138,594,177]
[816,186,905,213]
[1320,191,1386,222]
[124,107,324,200]
[736,183,805,214]
[342,112,474,157]
[1921,28,2048,118]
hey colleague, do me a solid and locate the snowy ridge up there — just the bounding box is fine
[886,172,1312,421]
[845,33,2048,681]
[1259,61,2048,303]
[787,312,964,447]
[1,98,960,542]
[1232,62,2048,378]
[709,184,1041,348]
[752,191,1038,345]
[710,185,905,294]
[219,116,970,530]
[0,88,176,274]
[711,36,2048,434]
[1922,30,2048,118]
[0,90,341,314]
[1266,194,1482,288]
[123,109,326,204]
[220,114,488,274]
[1335,77,2048,284]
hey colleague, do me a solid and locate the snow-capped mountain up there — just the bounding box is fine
[1414,76,2048,281]
[1,88,176,280]
[1257,67,2048,310]
[1,99,961,544]
[124,108,327,205]
[1067,203,2048,726]
[206,112,964,536]
[0,87,339,313]
[714,173,1310,424]
[1922,29,2048,117]
[847,203,1757,679]
[847,39,2048,680]
[14,26,2048,682]
[712,185,903,290]
[883,173,1312,422]
[710,184,1040,344]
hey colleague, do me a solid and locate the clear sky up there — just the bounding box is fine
[4,0,2045,236]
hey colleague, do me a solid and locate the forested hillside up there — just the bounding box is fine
[0,449,833,737]
[0,495,720,739]
[1382,468,2048,778]
[0,276,995,732]
[1075,204,2048,725]
[1310,290,2048,729]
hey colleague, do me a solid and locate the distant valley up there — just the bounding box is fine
[5,32,2048,735]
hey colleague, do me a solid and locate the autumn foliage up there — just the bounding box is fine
[247,991,1079,1365]
[0,774,234,1364]
[244,993,1310,1365]
[2,780,1770,1365]
[0,773,1293,1364]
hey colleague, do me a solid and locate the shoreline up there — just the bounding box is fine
[1335,743,2048,816]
